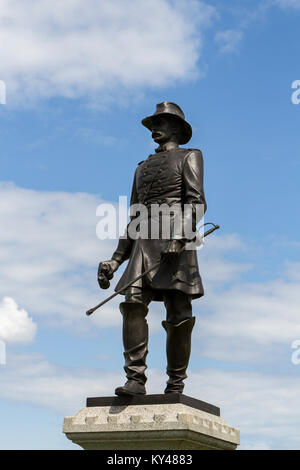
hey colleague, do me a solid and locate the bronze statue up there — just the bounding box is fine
[97,102,207,396]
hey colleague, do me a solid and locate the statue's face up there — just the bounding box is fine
[151,115,179,144]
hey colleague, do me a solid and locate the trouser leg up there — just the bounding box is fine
[115,287,153,396]
[162,291,195,394]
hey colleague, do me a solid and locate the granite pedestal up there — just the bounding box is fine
[63,394,240,450]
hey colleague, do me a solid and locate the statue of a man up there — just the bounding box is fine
[98,102,207,396]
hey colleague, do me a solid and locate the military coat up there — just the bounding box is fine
[112,147,207,301]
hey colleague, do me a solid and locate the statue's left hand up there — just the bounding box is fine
[97,260,119,289]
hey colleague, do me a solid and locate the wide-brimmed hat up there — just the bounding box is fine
[142,101,192,145]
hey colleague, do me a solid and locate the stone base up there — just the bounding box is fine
[63,394,240,450]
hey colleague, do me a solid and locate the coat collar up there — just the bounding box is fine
[155,141,179,153]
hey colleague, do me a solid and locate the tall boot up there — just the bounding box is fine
[162,317,195,394]
[115,302,149,396]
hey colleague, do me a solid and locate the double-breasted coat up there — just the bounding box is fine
[112,147,207,301]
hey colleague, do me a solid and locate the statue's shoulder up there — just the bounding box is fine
[137,153,157,166]
[186,148,203,155]
[177,147,203,161]
[179,149,204,172]
[185,148,203,160]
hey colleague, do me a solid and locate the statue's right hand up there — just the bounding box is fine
[97,260,119,289]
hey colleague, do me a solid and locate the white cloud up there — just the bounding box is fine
[284,261,300,281]
[186,369,300,450]
[0,0,215,104]
[0,352,167,415]
[199,233,251,283]
[0,297,36,343]
[273,0,300,9]
[0,182,120,329]
[0,353,121,414]
[215,29,244,54]
[194,261,300,362]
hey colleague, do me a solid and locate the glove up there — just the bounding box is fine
[97,260,119,289]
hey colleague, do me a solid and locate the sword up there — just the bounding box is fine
[86,223,220,316]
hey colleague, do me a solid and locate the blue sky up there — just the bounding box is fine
[0,0,300,450]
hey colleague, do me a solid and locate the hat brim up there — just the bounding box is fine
[141,113,192,145]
